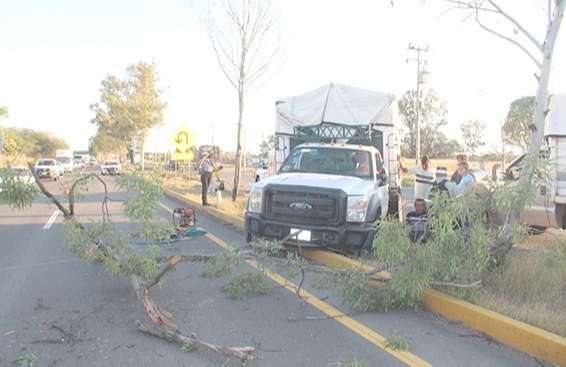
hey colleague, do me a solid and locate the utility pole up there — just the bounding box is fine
[407,43,429,165]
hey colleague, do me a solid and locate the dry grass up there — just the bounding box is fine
[472,242,566,337]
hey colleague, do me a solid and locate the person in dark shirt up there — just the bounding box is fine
[406,198,428,243]
[450,154,467,184]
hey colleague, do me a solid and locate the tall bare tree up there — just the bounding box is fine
[205,0,281,201]
[446,0,565,162]
[445,0,565,256]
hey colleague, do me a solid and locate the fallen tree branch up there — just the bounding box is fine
[27,163,71,218]
[69,173,110,224]
[136,321,255,364]
[130,255,257,363]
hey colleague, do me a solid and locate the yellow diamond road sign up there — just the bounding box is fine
[172,128,195,161]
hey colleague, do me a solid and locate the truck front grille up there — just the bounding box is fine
[264,185,345,226]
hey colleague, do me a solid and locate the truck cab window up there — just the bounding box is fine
[279,147,373,179]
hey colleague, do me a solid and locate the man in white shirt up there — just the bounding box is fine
[398,155,434,200]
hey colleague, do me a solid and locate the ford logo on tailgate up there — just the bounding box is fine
[289,202,312,211]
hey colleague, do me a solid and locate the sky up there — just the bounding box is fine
[0,0,565,155]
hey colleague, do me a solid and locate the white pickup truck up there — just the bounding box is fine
[34,159,63,179]
[245,83,400,251]
[245,142,389,251]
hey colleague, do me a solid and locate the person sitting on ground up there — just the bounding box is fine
[406,198,428,243]
[398,155,434,200]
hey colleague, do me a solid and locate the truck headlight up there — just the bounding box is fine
[347,195,369,222]
[248,188,263,213]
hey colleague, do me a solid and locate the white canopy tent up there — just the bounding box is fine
[275,83,398,134]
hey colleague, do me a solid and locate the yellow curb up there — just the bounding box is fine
[422,289,566,367]
[163,187,566,366]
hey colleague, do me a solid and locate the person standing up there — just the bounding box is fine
[398,155,434,200]
[198,151,215,206]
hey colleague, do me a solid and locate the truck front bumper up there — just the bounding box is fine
[245,213,375,250]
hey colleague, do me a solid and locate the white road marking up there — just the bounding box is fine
[43,210,60,230]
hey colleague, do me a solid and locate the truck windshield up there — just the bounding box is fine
[279,147,373,179]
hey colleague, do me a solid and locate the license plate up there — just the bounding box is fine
[290,228,311,242]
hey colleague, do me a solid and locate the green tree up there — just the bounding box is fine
[503,96,535,152]
[1,128,67,159]
[460,120,486,156]
[91,62,166,165]
[90,131,125,157]
[398,89,462,158]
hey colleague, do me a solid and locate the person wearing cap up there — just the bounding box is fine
[398,155,434,200]
[197,151,216,205]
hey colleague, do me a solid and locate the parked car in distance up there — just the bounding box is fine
[253,160,270,182]
[57,157,74,173]
[0,166,34,193]
[34,159,63,179]
[90,157,98,166]
[73,158,85,170]
[100,160,121,175]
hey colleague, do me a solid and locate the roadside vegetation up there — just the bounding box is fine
[468,240,566,337]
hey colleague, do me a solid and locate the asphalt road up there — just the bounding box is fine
[0,171,543,367]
